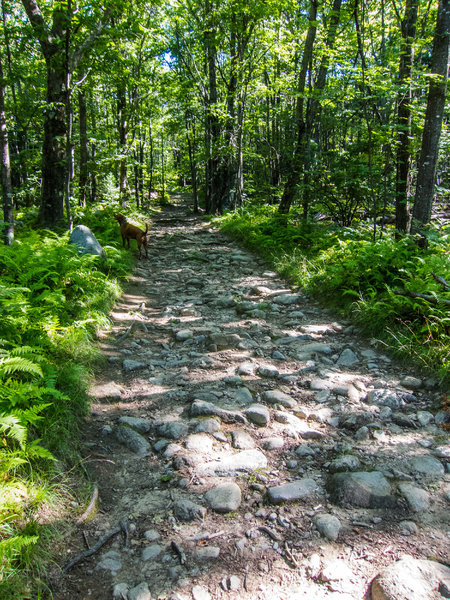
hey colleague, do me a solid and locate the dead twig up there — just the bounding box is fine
[63,518,128,573]
[432,272,450,290]
[76,485,98,525]
[258,526,282,541]
[392,289,450,307]
[171,541,186,564]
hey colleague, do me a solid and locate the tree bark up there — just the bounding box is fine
[395,0,419,233]
[78,90,88,207]
[0,49,14,245]
[411,0,450,236]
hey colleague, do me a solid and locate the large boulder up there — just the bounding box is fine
[69,225,106,258]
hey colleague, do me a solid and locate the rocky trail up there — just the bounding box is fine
[52,195,449,600]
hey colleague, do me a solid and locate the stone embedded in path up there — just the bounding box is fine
[175,329,194,341]
[267,478,318,504]
[244,403,270,426]
[185,433,214,453]
[173,498,206,522]
[367,388,403,409]
[155,421,189,440]
[118,416,151,433]
[96,550,122,572]
[398,482,430,512]
[328,455,361,473]
[123,359,147,372]
[128,582,152,600]
[114,425,150,456]
[371,556,450,600]
[271,293,301,305]
[196,449,268,476]
[196,546,220,560]
[192,585,211,600]
[141,543,163,561]
[261,436,284,450]
[204,482,242,513]
[190,400,247,424]
[209,332,242,349]
[328,471,397,508]
[408,455,445,478]
[231,429,255,449]
[313,514,341,541]
[195,418,221,434]
[236,362,257,376]
[337,348,359,367]
[256,364,280,378]
[262,389,297,409]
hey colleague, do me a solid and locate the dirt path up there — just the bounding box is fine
[52,195,449,600]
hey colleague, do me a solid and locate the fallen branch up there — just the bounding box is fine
[63,518,128,573]
[392,289,450,307]
[432,272,450,290]
[76,485,98,525]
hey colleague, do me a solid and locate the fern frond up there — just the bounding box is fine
[0,414,27,448]
[0,357,44,380]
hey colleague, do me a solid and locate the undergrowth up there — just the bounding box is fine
[0,201,141,598]
[214,204,450,385]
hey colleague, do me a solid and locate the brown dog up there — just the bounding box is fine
[114,214,148,259]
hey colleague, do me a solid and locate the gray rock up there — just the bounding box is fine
[400,520,418,535]
[192,585,211,600]
[367,389,403,409]
[175,329,194,341]
[272,293,300,305]
[118,416,151,433]
[256,364,280,378]
[197,449,268,476]
[128,582,152,600]
[371,556,450,600]
[295,444,315,457]
[190,400,247,424]
[114,425,150,456]
[195,418,221,434]
[196,546,220,559]
[233,386,253,404]
[155,421,189,440]
[113,583,129,599]
[231,429,255,449]
[328,455,361,473]
[337,348,359,367]
[185,433,214,453]
[244,403,270,426]
[69,224,105,258]
[267,478,318,504]
[209,332,242,349]
[123,359,147,371]
[313,514,341,541]
[173,499,206,521]
[401,376,422,389]
[97,550,121,572]
[236,362,257,376]
[262,389,297,409]
[408,455,445,478]
[141,543,163,561]
[398,482,430,512]
[328,471,397,508]
[204,482,242,513]
[261,436,284,450]
[416,410,434,426]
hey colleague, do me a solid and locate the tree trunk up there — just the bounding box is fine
[0,49,14,245]
[278,0,318,214]
[78,90,89,207]
[117,85,128,202]
[395,0,419,233]
[411,0,450,237]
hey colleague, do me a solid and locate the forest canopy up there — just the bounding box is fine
[0,0,448,236]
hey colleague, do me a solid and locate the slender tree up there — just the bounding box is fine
[395,0,419,233]
[0,47,13,244]
[411,0,450,238]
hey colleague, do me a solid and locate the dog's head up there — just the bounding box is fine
[114,213,127,225]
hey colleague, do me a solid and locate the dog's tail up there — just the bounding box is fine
[145,223,149,234]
